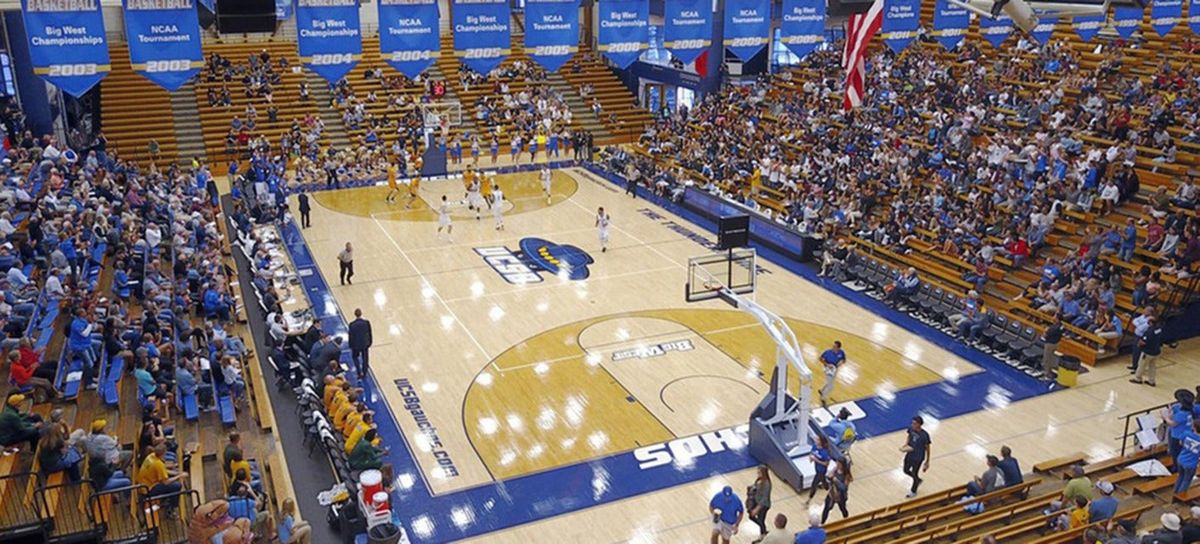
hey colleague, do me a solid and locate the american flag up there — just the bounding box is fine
[842,0,885,111]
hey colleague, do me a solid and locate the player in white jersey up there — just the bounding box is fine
[595,207,610,253]
[540,167,553,204]
[467,178,485,220]
[437,195,453,241]
[491,184,505,231]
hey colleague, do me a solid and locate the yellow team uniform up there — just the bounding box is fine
[387,165,399,191]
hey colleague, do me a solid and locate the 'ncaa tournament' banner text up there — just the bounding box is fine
[452,0,512,74]
[931,0,968,50]
[723,0,770,61]
[663,0,712,64]
[21,0,111,97]
[378,0,440,78]
[523,0,579,72]
[598,0,648,69]
[296,0,362,83]
[780,0,824,59]
[122,0,203,91]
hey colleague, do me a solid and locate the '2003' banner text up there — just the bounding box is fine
[21,0,111,97]
[123,0,204,91]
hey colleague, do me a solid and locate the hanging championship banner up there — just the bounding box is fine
[780,0,824,59]
[979,13,1013,47]
[21,0,111,97]
[122,0,203,91]
[1151,0,1183,36]
[198,0,214,10]
[881,0,920,52]
[723,0,770,61]
[598,0,648,69]
[1191,0,1200,35]
[524,0,579,72]
[277,0,293,20]
[1073,13,1104,41]
[378,0,440,78]
[664,0,712,64]
[452,0,511,74]
[931,0,969,50]
[1113,5,1143,38]
[1028,16,1056,43]
[296,0,361,82]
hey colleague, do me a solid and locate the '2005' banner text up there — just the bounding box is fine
[123,0,204,91]
[378,0,440,79]
[452,0,512,74]
[598,0,648,69]
[21,0,111,97]
[663,0,712,64]
[296,0,362,83]
[524,0,579,72]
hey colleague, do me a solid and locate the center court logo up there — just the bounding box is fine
[475,237,594,284]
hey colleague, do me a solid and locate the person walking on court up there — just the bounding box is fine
[297,190,311,229]
[901,415,932,497]
[822,458,851,523]
[746,466,772,542]
[1130,315,1163,386]
[348,308,373,380]
[807,434,832,502]
[708,485,744,544]
[337,242,354,285]
[819,341,846,406]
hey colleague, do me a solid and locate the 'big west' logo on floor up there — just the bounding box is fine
[475,238,594,284]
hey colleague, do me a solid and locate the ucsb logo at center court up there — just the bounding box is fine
[475,237,593,284]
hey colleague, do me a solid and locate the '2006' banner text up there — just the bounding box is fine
[598,0,648,69]
[21,0,111,97]
[523,0,579,72]
[378,0,440,79]
[452,0,512,74]
[123,0,204,91]
[663,0,712,64]
[296,0,362,83]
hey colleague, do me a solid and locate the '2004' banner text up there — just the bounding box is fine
[378,0,440,79]
[21,0,111,97]
[123,0,204,91]
[296,0,362,83]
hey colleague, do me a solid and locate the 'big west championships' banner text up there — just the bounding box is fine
[21,0,111,97]
[780,0,824,59]
[123,0,204,91]
[524,0,579,72]
[378,0,440,78]
[452,0,512,74]
[723,0,770,61]
[663,0,712,64]
[881,0,920,52]
[296,0,362,83]
[598,0,648,69]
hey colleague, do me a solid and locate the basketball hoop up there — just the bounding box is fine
[685,248,757,304]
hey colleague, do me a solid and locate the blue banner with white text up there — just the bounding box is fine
[1028,16,1056,43]
[452,0,512,74]
[723,0,770,61]
[932,0,969,50]
[780,0,824,59]
[198,0,214,11]
[277,0,293,20]
[1151,0,1183,36]
[378,0,441,78]
[663,0,712,64]
[978,13,1013,47]
[123,0,203,91]
[21,0,110,97]
[296,0,362,82]
[1191,0,1200,34]
[1073,13,1104,41]
[598,0,649,69]
[1113,5,1143,38]
[881,0,920,52]
[524,0,579,72]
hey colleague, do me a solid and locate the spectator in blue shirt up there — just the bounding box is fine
[793,512,826,544]
[1163,391,1196,462]
[67,307,98,389]
[1173,421,1199,496]
[818,341,846,405]
[708,486,744,544]
[997,446,1023,488]
[1119,219,1138,262]
[113,262,131,301]
[1088,480,1119,522]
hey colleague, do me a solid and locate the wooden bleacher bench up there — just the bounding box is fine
[264,450,301,524]
[1024,504,1154,544]
[1033,453,1088,474]
[824,484,969,534]
[890,491,1060,544]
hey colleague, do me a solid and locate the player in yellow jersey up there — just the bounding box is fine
[406,156,423,209]
[385,164,399,204]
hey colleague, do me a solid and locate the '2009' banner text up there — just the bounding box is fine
[524,0,579,72]
[21,0,111,97]
[597,0,648,69]
[663,0,712,64]
[296,0,362,83]
[723,0,770,61]
[452,0,512,74]
[378,0,440,79]
[123,0,204,91]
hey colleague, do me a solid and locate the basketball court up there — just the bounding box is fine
[279,164,1200,543]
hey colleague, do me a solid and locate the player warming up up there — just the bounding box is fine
[405,156,423,209]
[385,164,400,204]
[437,195,454,241]
[467,174,485,221]
[541,167,553,204]
[596,207,611,253]
[491,183,506,231]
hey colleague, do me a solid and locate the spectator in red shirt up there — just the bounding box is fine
[1004,236,1030,269]
[7,350,60,403]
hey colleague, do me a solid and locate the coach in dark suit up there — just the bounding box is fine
[308,334,342,372]
[297,190,311,228]
[348,308,373,379]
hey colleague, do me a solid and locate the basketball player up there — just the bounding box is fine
[437,195,453,241]
[385,163,400,204]
[467,176,485,220]
[405,156,423,209]
[596,207,610,253]
[541,167,553,204]
[491,183,506,231]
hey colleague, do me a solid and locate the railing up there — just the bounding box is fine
[140,489,202,544]
[90,484,157,544]
[0,471,45,540]
[1117,401,1173,457]
[36,480,103,542]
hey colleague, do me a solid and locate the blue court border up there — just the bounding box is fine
[278,162,1053,543]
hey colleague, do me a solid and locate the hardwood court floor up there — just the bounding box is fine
[291,167,1200,542]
